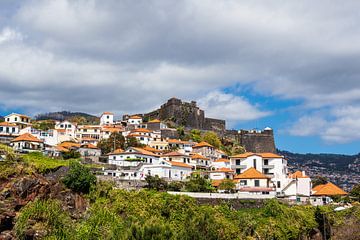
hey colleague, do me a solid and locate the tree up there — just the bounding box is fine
[167,181,184,191]
[184,176,215,192]
[62,161,96,194]
[312,176,328,187]
[62,150,81,160]
[97,132,125,154]
[202,131,221,149]
[188,129,202,142]
[176,126,186,140]
[218,179,236,193]
[350,183,360,201]
[145,175,168,191]
[126,137,144,148]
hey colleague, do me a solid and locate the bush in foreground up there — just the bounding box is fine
[62,161,96,193]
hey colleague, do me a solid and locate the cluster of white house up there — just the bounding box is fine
[0,112,347,204]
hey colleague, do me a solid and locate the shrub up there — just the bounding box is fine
[184,176,215,192]
[62,149,81,159]
[63,161,96,193]
[167,181,184,191]
[145,175,168,191]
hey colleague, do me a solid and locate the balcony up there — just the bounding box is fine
[262,164,274,169]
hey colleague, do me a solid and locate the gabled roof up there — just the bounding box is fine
[167,139,193,145]
[162,151,186,157]
[11,133,43,143]
[129,115,142,119]
[81,143,98,149]
[214,158,230,163]
[312,182,347,196]
[127,147,158,157]
[193,141,214,148]
[166,161,192,168]
[102,112,113,115]
[59,141,81,149]
[108,148,124,155]
[289,171,309,179]
[5,113,31,119]
[132,128,152,133]
[231,152,283,158]
[56,145,70,152]
[234,167,269,179]
[190,153,209,160]
[148,119,161,123]
[142,146,163,153]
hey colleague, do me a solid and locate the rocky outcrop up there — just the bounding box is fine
[0,167,88,239]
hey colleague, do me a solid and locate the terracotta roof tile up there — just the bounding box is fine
[129,115,142,119]
[231,152,283,158]
[166,161,192,168]
[148,119,161,123]
[312,182,347,196]
[234,167,269,179]
[11,133,43,143]
[212,167,234,173]
[289,171,309,179]
[190,153,209,160]
[193,141,214,148]
[214,158,230,163]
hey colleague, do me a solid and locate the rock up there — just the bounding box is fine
[0,230,14,240]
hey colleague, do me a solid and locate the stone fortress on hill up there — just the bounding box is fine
[128,97,276,153]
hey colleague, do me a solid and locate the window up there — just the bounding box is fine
[0,127,2,132]
[236,169,241,174]
[107,116,109,119]
[236,159,241,165]
[240,180,247,186]
[253,159,257,169]
[150,158,152,164]
[277,181,281,188]
[263,169,269,174]
[15,117,17,121]
[264,159,269,165]
[60,124,64,128]
[7,118,10,121]
[255,180,260,187]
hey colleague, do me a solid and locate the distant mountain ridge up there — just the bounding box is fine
[278,150,358,171]
[35,111,99,124]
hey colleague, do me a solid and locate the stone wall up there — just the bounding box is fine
[238,129,276,153]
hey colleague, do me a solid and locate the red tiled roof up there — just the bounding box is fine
[212,167,234,173]
[193,141,213,148]
[11,133,43,143]
[312,182,347,196]
[289,171,309,179]
[214,158,230,163]
[166,161,192,168]
[108,148,124,155]
[190,153,209,160]
[162,151,186,157]
[129,115,142,119]
[234,167,269,179]
[231,152,283,158]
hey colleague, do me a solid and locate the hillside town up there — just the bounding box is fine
[0,98,350,206]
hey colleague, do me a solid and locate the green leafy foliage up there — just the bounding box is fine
[184,176,215,192]
[219,179,236,192]
[126,137,145,148]
[188,129,202,142]
[62,161,96,193]
[350,184,360,202]
[31,120,55,131]
[145,175,168,191]
[312,176,328,187]
[62,149,81,159]
[202,131,221,149]
[97,132,125,154]
[22,152,69,173]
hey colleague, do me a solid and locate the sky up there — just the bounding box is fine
[0,0,360,154]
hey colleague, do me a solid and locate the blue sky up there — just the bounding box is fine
[1,0,360,155]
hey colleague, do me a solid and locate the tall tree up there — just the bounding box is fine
[202,131,221,149]
[97,132,125,154]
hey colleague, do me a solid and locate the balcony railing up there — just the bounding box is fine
[231,165,247,169]
[262,164,274,169]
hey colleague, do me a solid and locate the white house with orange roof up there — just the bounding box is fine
[76,125,101,145]
[230,152,288,193]
[100,112,114,126]
[146,119,168,131]
[148,138,169,151]
[126,128,153,145]
[4,113,32,129]
[20,126,59,146]
[0,122,19,137]
[192,141,218,161]
[167,139,194,154]
[161,151,192,165]
[108,147,160,167]
[212,158,231,169]
[11,133,45,152]
[233,167,275,195]
[190,153,210,169]
[101,125,124,139]
[128,115,143,125]
[209,167,234,180]
[310,182,347,206]
[78,143,101,157]
[280,171,312,202]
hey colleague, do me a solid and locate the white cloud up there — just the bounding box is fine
[0,27,23,44]
[198,91,270,126]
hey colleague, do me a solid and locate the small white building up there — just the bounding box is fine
[55,121,77,139]
[233,167,275,194]
[310,182,347,206]
[0,122,19,136]
[230,152,288,193]
[78,143,101,157]
[281,171,312,202]
[4,113,32,129]
[209,168,234,180]
[212,158,231,169]
[108,147,160,167]
[100,112,114,126]
[161,151,192,165]
[11,133,44,152]
[192,141,218,161]
[128,115,143,125]
[167,139,194,154]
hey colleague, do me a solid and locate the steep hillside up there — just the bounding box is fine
[35,111,99,124]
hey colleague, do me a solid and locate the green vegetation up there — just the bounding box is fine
[184,176,215,192]
[63,161,97,194]
[97,132,125,154]
[15,183,347,240]
[126,137,145,148]
[202,131,221,149]
[350,183,360,201]
[31,120,55,131]
[219,179,236,193]
[312,176,328,187]
[22,152,70,173]
[62,149,81,159]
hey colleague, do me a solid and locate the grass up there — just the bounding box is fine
[22,152,72,173]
